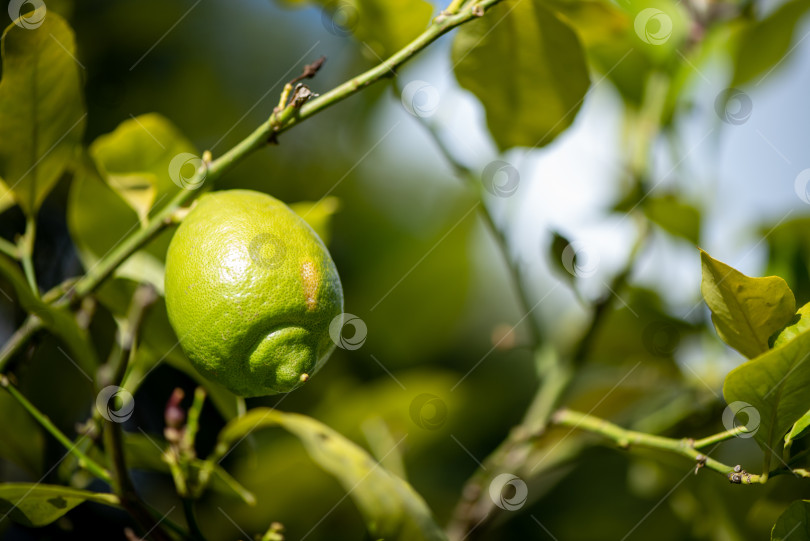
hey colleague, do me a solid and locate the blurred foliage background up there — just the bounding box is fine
[1,0,810,539]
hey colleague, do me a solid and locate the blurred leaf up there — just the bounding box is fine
[452,0,590,150]
[0,12,85,215]
[89,113,196,218]
[67,154,171,299]
[764,217,810,305]
[0,391,43,475]
[0,254,98,371]
[0,177,14,214]
[215,408,447,541]
[281,0,433,57]
[549,0,652,105]
[290,196,340,245]
[732,0,810,87]
[68,114,196,295]
[0,484,119,527]
[772,500,810,540]
[361,417,407,480]
[723,330,810,469]
[548,230,576,287]
[643,194,701,244]
[700,250,795,358]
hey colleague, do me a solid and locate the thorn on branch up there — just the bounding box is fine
[290,56,326,85]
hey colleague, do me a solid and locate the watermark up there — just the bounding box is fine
[714,88,753,125]
[489,473,528,511]
[9,0,46,29]
[634,8,673,45]
[329,312,367,350]
[168,152,206,190]
[642,321,680,357]
[321,0,359,37]
[722,401,760,438]
[401,80,440,118]
[248,233,287,269]
[409,393,447,430]
[560,241,600,278]
[96,386,135,423]
[482,160,520,198]
[794,169,810,204]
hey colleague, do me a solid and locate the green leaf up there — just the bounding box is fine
[281,0,433,57]
[215,408,447,541]
[772,302,810,349]
[772,500,810,541]
[452,0,590,150]
[786,409,810,448]
[723,330,810,469]
[0,12,85,215]
[0,254,98,371]
[0,484,119,527]
[700,250,795,358]
[89,113,197,218]
[290,196,340,245]
[732,0,810,87]
[643,195,701,244]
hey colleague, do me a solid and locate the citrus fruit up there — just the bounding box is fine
[164,189,343,396]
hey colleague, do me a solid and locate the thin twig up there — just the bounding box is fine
[0,374,112,482]
[551,408,764,483]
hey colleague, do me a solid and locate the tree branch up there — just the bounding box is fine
[58,0,505,305]
[0,0,507,367]
[551,408,764,484]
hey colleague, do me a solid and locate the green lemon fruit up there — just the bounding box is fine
[164,189,343,397]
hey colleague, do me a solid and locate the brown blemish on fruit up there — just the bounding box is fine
[299,373,309,382]
[300,259,319,311]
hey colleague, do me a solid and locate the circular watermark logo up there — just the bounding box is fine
[248,233,287,269]
[401,80,440,118]
[329,313,367,350]
[482,160,520,198]
[634,8,673,45]
[794,169,810,204]
[489,473,528,511]
[96,386,135,423]
[409,393,447,430]
[714,88,753,125]
[560,241,600,278]
[321,0,359,37]
[168,152,206,190]
[722,401,760,438]
[9,0,46,29]
[642,321,681,357]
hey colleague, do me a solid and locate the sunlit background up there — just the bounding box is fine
[1,0,810,539]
